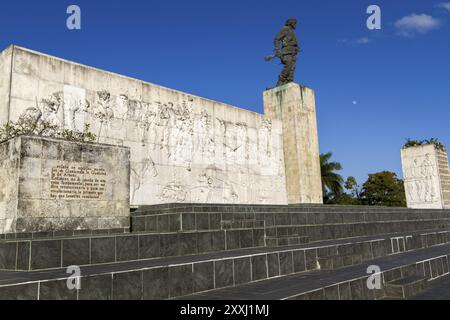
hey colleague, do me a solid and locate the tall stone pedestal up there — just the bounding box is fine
[401,144,450,209]
[263,83,323,204]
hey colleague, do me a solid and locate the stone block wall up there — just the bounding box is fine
[0,135,130,234]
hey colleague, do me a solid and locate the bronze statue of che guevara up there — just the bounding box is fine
[265,18,300,87]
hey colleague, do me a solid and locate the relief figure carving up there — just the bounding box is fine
[421,153,437,202]
[40,92,64,127]
[169,100,195,168]
[155,102,172,152]
[235,122,249,163]
[63,86,90,131]
[406,155,438,203]
[195,165,239,203]
[258,119,273,167]
[92,90,114,140]
[131,156,158,203]
[159,176,187,202]
[139,102,158,147]
[195,111,215,162]
[14,89,285,205]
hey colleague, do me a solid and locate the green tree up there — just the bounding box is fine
[360,171,406,207]
[332,176,363,205]
[320,152,344,204]
[344,176,363,201]
[335,193,360,205]
[403,138,445,152]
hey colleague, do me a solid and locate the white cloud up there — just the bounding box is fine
[436,2,450,11]
[339,37,371,45]
[352,101,358,105]
[355,37,371,44]
[395,14,442,37]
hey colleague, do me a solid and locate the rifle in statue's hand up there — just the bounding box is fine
[264,51,282,62]
[264,49,302,62]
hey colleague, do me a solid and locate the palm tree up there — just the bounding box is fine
[320,152,344,203]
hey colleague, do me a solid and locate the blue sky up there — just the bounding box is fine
[1,0,449,184]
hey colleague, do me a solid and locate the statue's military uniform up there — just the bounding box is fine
[274,19,300,86]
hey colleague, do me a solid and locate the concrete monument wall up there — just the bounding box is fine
[401,144,450,209]
[0,46,12,125]
[0,137,19,234]
[263,83,323,204]
[0,45,288,206]
[0,135,130,234]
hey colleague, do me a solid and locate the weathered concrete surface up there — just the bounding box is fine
[0,45,12,127]
[0,136,19,234]
[0,135,130,234]
[0,45,288,206]
[263,83,323,204]
[401,144,450,209]
[437,149,450,208]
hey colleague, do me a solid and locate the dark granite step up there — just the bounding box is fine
[266,236,309,247]
[132,203,450,219]
[0,227,265,271]
[385,276,428,299]
[1,228,450,300]
[265,220,450,243]
[179,245,450,301]
[411,274,450,300]
[220,220,265,230]
[2,218,450,274]
[130,203,450,236]
[317,253,363,270]
[0,227,129,241]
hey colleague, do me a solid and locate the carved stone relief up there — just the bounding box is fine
[130,156,158,203]
[195,110,215,161]
[63,85,89,131]
[404,153,439,204]
[17,87,285,205]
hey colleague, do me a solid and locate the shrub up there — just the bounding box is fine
[403,138,446,152]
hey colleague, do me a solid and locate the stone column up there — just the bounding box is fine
[437,148,450,208]
[263,83,323,204]
[401,144,450,209]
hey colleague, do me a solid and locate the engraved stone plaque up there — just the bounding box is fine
[0,135,130,234]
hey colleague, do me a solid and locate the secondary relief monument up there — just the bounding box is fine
[401,143,450,209]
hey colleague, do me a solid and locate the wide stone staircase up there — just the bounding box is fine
[1,204,450,300]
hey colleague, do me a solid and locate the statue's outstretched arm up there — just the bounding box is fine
[274,28,286,51]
